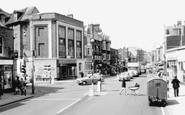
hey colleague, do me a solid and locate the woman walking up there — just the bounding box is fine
[119,78,127,95]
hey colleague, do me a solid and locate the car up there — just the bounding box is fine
[77,74,104,85]
[117,72,131,81]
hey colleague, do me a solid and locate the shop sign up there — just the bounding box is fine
[58,59,76,65]
[0,60,13,65]
[166,51,177,60]
[177,50,185,61]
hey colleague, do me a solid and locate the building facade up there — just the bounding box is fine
[164,21,185,82]
[0,9,14,91]
[6,7,84,82]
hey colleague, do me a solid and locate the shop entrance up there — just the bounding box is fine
[59,66,67,80]
[59,64,76,80]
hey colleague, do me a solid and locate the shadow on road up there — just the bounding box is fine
[167,99,179,106]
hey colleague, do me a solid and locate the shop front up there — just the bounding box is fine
[166,51,178,80]
[177,49,185,82]
[0,60,14,92]
[58,59,76,80]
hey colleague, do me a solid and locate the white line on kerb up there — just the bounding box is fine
[161,107,166,115]
[56,98,82,114]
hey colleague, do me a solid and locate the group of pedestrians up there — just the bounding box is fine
[118,72,180,97]
[14,76,27,96]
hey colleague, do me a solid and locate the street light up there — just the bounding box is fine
[30,16,35,94]
[91,38,94,74]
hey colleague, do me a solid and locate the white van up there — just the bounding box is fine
[127,62,141,77]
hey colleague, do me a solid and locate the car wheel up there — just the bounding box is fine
[82,81,87,85]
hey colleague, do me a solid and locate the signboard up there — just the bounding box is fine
[58,59,76,64]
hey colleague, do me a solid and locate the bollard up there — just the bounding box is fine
[97,81,102,92]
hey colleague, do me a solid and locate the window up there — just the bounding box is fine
[0,36,3,54]
[38,43,44,56]
[79,63,82,71]
[76,41,81,47]
[76,30,82,41]
[68,39,74,58]
[38,27,44,37]
[68,28,74,40]
[58,26,66,58]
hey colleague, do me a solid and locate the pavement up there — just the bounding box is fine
[0,80,75,107]
[166,82,185,115]
[1,76,185,115]
[0,85,34,107]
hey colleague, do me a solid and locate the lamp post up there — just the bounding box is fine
[30,16,35,94]
[91,38,94,74]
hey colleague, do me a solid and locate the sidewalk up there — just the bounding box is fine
[0,86,34,107]
[166,82,185,115]
[0,80,77,107]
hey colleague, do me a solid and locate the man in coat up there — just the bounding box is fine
[171,76,180,97]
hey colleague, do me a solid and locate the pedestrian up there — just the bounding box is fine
[20,78,26,96]
[80,72,84,78]
[119,78,127,95]
[171,76,180,97]
[14,76,21,95]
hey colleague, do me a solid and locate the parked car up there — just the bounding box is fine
[117,72,131,81]
[77,74,104,85]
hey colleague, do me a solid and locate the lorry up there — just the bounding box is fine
[127,62,141,77]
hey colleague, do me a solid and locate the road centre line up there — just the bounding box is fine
[57,98,82,114]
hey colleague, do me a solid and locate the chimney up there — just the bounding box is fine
[67,14,73,18]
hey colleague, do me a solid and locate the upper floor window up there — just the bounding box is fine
[58,26,66,58]
[68,28,74,40]
[76,30,82,41]
[0,36,3,54]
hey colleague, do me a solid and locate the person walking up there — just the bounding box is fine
[14,76,21,95]
[171,76,180,97]
[20,78,27,96]
[119,78,127,95]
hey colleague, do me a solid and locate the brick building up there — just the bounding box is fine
[0,8,14,91]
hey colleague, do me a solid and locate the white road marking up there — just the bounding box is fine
[161,107,166,115]
[56,98,82,114]
[31,98,80,101]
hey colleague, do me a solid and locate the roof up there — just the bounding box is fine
[6,6,39,25]
[0,8,11,17]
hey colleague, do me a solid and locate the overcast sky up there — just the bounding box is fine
[2,0,185,51]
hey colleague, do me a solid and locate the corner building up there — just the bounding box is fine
[30,13,84,81]
[6,7,84,81]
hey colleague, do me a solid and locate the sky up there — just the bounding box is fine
[2,0,185,51]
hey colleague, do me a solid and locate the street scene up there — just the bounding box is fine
[1,0,185,115]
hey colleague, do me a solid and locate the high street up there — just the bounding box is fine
[60,74,166,115]
[0,73,185,115]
